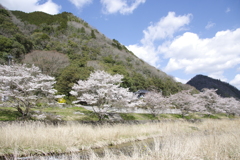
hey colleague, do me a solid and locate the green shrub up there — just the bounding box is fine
[140,113,158,120]
[120,113,136,120]
[91,30,96,39]
[112,39,122,50]
[103,55,115,64]
[0,9,10,17]
[0,35,12,53]
[203,114,220,119]
[171,114,183,118]
[0,108,21,121]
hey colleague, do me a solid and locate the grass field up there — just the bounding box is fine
[0,106,232,121]
[0,118,239,159]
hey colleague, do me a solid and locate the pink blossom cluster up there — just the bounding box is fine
[143,89,240,116]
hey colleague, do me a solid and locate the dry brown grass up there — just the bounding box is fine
[0,121,161,156]
[0,119,240,159]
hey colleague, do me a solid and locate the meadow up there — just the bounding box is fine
[0,118,239,159]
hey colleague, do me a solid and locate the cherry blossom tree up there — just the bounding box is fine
[193,89,240,116]
[216,96,240,116]
[190,93,209,114]
[196,89,224,115]
[0,64,58,117]
[226,97,240,116]
[169,90,199,117]
[70,70,137,121]
[143,91,169,117]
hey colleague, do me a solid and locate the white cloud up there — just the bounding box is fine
[0,0,61,15]
[208,71,228,82]
[127,44,160,68]
[127,11,240,90]
[127,12,192,67]
[230,74,240,89]
[174,77,188,84]
[226,7,231,13]
[205,21,215,29]
[68,0,92,9]
[100,0,146,15]
[127,11,240,89]
[160,28,240,75]
[141,12,192,46]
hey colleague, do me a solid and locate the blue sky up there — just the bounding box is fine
[1,0,240,89]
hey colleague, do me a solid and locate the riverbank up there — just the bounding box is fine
[1,118,239,159]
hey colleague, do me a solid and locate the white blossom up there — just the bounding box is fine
[0,64,58,117]
[143,91,169,116]
[70,70,137,121]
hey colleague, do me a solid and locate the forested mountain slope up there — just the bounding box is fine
[187,75,240,99]
[0,5,193,99]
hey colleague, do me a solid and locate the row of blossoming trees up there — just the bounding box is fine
[144,89,240,117]
[0,63,240,120]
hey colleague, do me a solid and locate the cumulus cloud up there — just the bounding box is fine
[68,0,92,9]
[230,74,240,89]
[127,44,160,68]
[127,12,192,67]
[160,28,240,76]
[141,12,192,46]
[127,11,240,87]
[100,0,146,15]
[0,0,61,15]
[205,21,215,29]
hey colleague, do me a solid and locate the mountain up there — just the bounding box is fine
[187,75,240,99]
[0,5,193,98]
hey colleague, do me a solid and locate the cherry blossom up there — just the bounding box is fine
[70,70,137,121]
[142,91,169,117]
[0,64,58,117]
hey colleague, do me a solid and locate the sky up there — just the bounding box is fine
[1,0,240,89]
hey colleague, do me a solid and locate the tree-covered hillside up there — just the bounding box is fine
[0,5,193,100]
[0,6,33,62]
[187,75,240,99]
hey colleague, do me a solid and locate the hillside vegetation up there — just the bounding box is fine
[0,5,193,100]
[187,75,240,99]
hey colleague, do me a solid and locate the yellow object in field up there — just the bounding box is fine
[58,98,66,103]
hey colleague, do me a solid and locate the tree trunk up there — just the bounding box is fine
[17,106,24,116]
[17,106,29,118]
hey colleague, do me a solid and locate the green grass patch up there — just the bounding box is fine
[0,108,21,121]
[40,106,96,121]
[139,113,158,120]
[0,106,96,121]
[184,114,198,120]
[119,113,136,120]
[158,114,169,118]
[119,113,162,121]
[0,106,238,122]
[226,114,236,119]
[202,114,220,119]
[170,114,183,119]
